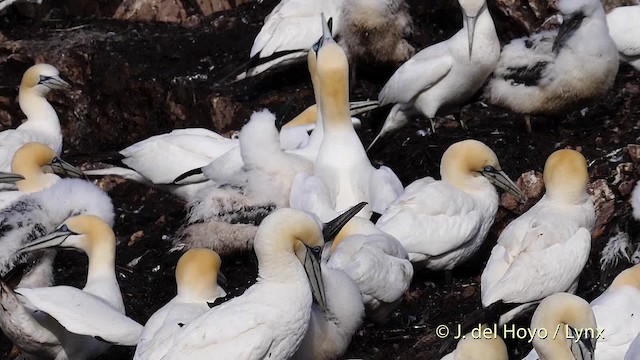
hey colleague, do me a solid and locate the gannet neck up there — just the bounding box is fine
[609,264,640,291]
[543,149,589,204]
[254,209,323,282]
[175,249,222,301]
[306,49,325,147]
[531,293,597,360]
[317,44,352,134]
[17,90,61,134]
[85,230,117,288]
[12,143,58,193]
[440,140,499,192]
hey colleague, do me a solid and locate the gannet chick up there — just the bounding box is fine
[292,16,403,219]
[0,64,70,187]
[376,140,524,271]
[589,264,640,358]
[239,0,413,80]
[0,142,85,209]
[440,326,508,360]
[522,293,597,360]
[0,178,114,289]
[481,149,595,324]
[134,249,227,360]
[606,5,640,71]
[161,204,363,360]
[485,0,619,132]
[0,215,142,360]
[292,264,364,360]
[370,0,499,148]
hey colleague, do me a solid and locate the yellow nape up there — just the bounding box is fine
[609,264,640,290]
[316,42,350,126]
[175,248,222,298]
[543,149,589,197]
[455,325,508,360]
[283,105,318,128]
[440,139,500,187]
[20,63,58,89]
[12,142,56,173]
[65,215,116,248]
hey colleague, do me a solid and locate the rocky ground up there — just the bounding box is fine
[0,0,639,358]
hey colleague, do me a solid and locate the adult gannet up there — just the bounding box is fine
[481,149,595,324]
[0,142,84,209]
[376,140,524,271]
[160,204,363,360]
[607,5,640,71]
[369,0,499,148]
[626,334,640,360]
[484,0,619,132]
[238,0,413,80]
[291,16,403,220]
[522,292,597,360]
[0,64,70,188]
[440,326,508,360]
[0,215,143,360]
[134,248,227,360]
[0,178,114,288]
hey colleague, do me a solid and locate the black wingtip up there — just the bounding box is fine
[173,168,204,184]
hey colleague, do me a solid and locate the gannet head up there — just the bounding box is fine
[19,215,115,260]
[20,63,71,97]
[542,149,589,203]
[458,0,487,58]
[440,140,525,201]
[454,325,508,360]
[609,264,640,291]
[11,142,85,192]
[531,293,597,359]
[175,248,225,300]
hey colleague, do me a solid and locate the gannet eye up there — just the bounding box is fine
[312,246,322,255]
[483,165,496,173]
[39,75,52,84]
[58,224,70,232]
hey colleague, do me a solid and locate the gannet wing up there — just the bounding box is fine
[368,166,403,214]
[289,172,335,221]
[15,286,143,346]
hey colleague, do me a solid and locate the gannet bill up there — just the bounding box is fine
[0,178,114,289]
[134,248,227,360]
[481,149,595,324]
[370,0,499,149]
[606,5,640,71]
[376,140,525,271]
[522,293,597,360]
[292,15,403,220]
[440,326,508,360]
[0,215,142,360]
[161,204,364,360]
[0,64,70,189]
[484,0,619,132]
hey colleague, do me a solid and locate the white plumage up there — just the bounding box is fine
[607,5,640,71]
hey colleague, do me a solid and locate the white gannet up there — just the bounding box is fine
[376,140,524,271]
[522,292,597,360]
[484,0,619,132]
[589,264,640,359]
[607,5,640,71]
[0,178,114,288]
[626,334,640,360]
[370,0,499,148]
[0,64,70,188]
[481,149,595,324]
[440,326,508,360]
[160,204,362,360]
[134,248,227,360]
[291,16,403,220]
[238,0,413,80]
[0,215,142,360]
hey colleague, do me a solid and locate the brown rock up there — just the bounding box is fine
[619,180,636,197]
[114,0,187,23]
[209,95,241,132]
[627,144,640,164]
[587,179,616,239]
[128,230,145,246]
[500,170,544,214]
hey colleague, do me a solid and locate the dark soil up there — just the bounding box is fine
[0,0,639,359]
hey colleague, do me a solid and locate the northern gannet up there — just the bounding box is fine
[0,64,70,188]
[0,142,84,209]
[481,149,595,324]
[291,15,403,220]
[440,326,508,360]
[484,0,619,132]
[134,248,227,360]
[522,293,597,360]
[0,178,114,289]
[626,334,640,360]
[238,0,413,80]
[0,215,142,360]
[160,204,363,360]
[376,140,524,271]
[370,0,499,148]
[607,5,640,71]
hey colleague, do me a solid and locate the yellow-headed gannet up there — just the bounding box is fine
[440,326,508,360]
